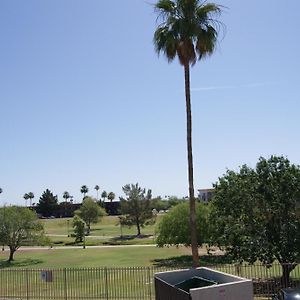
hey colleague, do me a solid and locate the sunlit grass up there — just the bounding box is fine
[42,215,163,246]
[0,246,189,269]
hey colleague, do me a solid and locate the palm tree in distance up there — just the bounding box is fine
[154,0,222,267]
[94,185,100,201]
[107,192,115,202]
[27,192,34,207]
[101,191,107,202]
[80,185,89,200]
[63,191,70,202]
[23,193,29,207]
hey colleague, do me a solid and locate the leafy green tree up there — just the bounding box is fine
[153,0,223,267]
[210,156,300,286]
[0,206,44,261]
[101,190,107,202]
[156,202,210,247]
[75,197,106,235]
[120,183,155,236]
[150,197,169,211]
[72,215,85,243]
[36,189,58,217]
[167,196,186,208]
[107,192,115,202]
[80,185,89,199]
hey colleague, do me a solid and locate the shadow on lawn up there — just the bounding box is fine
[102,234,153,245]
[152,254,235,268]
[0,258,43,269]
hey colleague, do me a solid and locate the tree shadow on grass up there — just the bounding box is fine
[152,254,235,268]
[0,258,44,269]
[90,228,104,233]
[102,234,153,245]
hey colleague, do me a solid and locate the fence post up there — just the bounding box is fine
[148,267,152,300]
[64,268,67,300]
[105,267,109,300]
[26,269,29,300]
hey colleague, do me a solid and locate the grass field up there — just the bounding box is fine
[0,246,190,269]
[42,215,161,246]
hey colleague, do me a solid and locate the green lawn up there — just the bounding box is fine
[0,246,190,269]
[42,215,162,246]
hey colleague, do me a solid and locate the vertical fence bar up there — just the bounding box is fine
[64,268,67,300]
[26,269,29,300]
[148,267,152,300]
[104,266,109,300]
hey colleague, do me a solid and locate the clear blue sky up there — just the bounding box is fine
[1,1,300,205]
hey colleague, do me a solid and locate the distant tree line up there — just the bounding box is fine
[26,186,188,218]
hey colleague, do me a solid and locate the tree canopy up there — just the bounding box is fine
[80,185,89,199]
[0,206,45,261]
[36,189,58,217]
[72,215,85,243]
[120,183,155,236]
[107,192,115,202]
[75,197,106,234]
[210,156,300,286]
[63,191,70,202]
[156,202,210,247]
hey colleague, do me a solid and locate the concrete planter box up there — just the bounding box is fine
[155,267,253,300]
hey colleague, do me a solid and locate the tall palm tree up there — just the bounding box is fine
[154,0,222,267]
[101,190,107,202]
[94,185,100,201]
[107,192,115,202]
[27,192,34,207]
[80,185,89,200]
[23,193,29,207]
[63,191,70,202]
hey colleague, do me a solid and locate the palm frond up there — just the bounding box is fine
[155,0,176,12]
[155,0,176,22]
[154,26,177,62]
[153,0,223,65]
[196,3,222,20]
[195,25,217,59]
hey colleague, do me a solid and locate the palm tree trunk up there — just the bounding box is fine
[184,62,199,268]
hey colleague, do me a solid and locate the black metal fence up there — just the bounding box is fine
[0,263,299,299]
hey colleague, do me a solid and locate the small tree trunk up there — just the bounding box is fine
[281,263,296,288]
[87,223,90,235]
[8,247,16,262]
[184,63,199,268]
[136,219,141,236]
